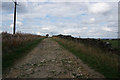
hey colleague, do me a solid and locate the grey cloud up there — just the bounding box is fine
[2,2,118,38]
[2,2,14,12]
[2,2,28,14]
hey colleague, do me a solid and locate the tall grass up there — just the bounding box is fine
[2,32,45,75]
[2,32,44,55]
[53,37,120,78]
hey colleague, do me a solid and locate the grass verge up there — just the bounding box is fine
[53,37,120,78]
[3,38,45,74]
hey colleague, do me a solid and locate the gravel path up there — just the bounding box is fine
[6,38,104,78]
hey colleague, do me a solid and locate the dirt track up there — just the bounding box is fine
[6,38,104,78]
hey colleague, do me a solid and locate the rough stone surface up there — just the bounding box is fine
[5,38,104,78]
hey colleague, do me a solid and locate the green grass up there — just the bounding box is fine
[102,40,119,49]
[53,38,120,78]
[2,38,45,74]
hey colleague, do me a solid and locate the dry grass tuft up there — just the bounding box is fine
[53,37,120,78]
[2,32,43,55]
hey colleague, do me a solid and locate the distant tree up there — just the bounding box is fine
[46,34,49,37]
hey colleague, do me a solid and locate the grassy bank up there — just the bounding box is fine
[53,37,120,78]
[2,32,45,74]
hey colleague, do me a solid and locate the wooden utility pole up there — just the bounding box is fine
[13,0,18,34]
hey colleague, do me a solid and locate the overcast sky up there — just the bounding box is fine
[1,0,119,38]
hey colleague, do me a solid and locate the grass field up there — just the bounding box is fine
[53,37,120,78]
[2,32,45,74]
[102,39,119,49]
